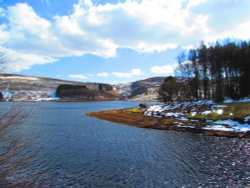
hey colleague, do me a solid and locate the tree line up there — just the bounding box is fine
[159,40,250,102]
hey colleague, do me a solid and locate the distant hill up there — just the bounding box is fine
[0,74,123,101]
[114,77,165,102]
[0,74,166,102]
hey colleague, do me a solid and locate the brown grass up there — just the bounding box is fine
[86,109,204,130]
[87,110,162,128]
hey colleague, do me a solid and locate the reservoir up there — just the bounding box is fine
[1,101,249,187]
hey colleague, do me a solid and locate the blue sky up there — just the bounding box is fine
[0,0,250,83]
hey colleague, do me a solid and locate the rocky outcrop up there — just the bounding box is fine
[98,84,113,91]
[56,84,93,99]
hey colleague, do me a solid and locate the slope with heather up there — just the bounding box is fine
[113,77,165,101]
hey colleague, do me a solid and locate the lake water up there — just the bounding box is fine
[1,101,249,187]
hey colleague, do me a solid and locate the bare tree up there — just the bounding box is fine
[0,107,34,187]
[0,49,44,187]
[0,106,50,187]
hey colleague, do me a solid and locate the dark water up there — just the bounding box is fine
[1,102,249,187]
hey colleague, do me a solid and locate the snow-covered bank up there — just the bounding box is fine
[144,99,250,133]
[202,120,250,132]
[144,100,214,118]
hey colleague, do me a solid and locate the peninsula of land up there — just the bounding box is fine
[86,100,250,138]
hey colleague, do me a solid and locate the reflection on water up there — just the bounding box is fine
[1,101,249,187]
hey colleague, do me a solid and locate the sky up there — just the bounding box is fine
[0,0,250,83]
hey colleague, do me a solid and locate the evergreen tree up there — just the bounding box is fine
[175,40,250,102]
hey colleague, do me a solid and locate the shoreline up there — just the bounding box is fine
[0,99,123,102]
[86,109,250,138]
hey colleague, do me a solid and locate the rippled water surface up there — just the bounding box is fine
[1,102,249,187]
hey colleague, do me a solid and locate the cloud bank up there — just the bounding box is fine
[112,68,142,78]
[0,0,250,72]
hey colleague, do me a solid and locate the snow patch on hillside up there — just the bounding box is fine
[0,76,40,80]
[2,90,12,101]
[113,83,132,97]
[6,90,59,101]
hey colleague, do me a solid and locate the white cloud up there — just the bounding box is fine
[6,3,70,57]
[218,20,250,41]
[0,24,10,44]
[0,47,56,72]
[1,0,250,72]
[187,0,207,8]
[151,64,178,75]
[97,72,109,77]
[0,7,5,17]
[68,74,88,80]
[8,3,51,36]
[112,68,142,78]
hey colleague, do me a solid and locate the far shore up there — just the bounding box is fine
[0,98,123,102]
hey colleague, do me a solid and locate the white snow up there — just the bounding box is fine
[176,125,196,128]
[164,112,183,118]
[223,97,250,103]
[144,100,214,118]
[48,92,57,98]
[113,83,132,97]
[203,120,250,133]
[240,98,250,102]
[211,105,228,114]
[196,100,214,105]
[0,90,59,101]
[201,110,212,115]
[190,112,197,116]
[212,105,228,108]
[146,105,164,112]
[0,76,40,80]
[223,98,234,103]
[33,97,59,102]
[144,101,250,134]
[144,105,184,118]
[244,115,250,122]
[176,117,189,121]
[2,91,12,101]
[216,109,224,115]
[202,125,235,132]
